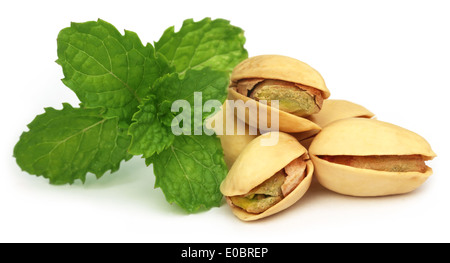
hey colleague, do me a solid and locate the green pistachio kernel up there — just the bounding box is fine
[230,171,286,214]
[249,80,320,117]
[230,196,282,214]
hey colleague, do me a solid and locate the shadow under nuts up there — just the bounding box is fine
[309,118,436,197]
[220,132,313,221]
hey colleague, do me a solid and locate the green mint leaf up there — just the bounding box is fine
[153,68,229,132]
[153,68,229,106]
[149,134,228,213]
[14,103,132,185]
[128,68,228,158]
[57,19,171,123]
[155,17,248,74]
[128,95,175,158]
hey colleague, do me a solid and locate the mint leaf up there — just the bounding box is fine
[14,103,132,185]
[16,18,246,213]
[153,68,229,107]
[155,18,248,74]
[57,19,171,123]
[128,68,228,158]
[128,95,175,158]
[149,134,228,213]
[153,68,229,132]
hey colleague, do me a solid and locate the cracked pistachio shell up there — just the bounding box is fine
[209,101,258,169]
[292,100,375,148]
[220,132,313,221]
[231,55,330,99]
[309,118,436,196]
[308,99,375,128]
[229,55,329,133]
[229,88,321,133]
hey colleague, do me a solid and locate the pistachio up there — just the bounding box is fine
[308,99,374,128]
[309,118,436,196]
[229,171,285,214]
[290,99,375,148]
[208,101,258,169]
[220,132,313,221]
[239,79,323,116]
[318,155,427,173]
[228,55,330,133]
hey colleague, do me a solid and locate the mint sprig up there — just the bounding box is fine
[14,104,132,185]
[128,94,175,158]
[14,18,247,213]
[150,134,227,213]
[156,18,248,74]
[56,19,171,123]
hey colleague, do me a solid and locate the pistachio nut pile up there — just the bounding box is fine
[218,54,436,221]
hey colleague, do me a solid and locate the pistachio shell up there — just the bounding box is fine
[310,118,436,158]
[309,118,436,196]
[291,100,375,147]
[209,101,258,169]
[228,55,329,133]
[310,156,432,196]
[231,55,330,98]
[296,135,316,150]
[228,162,313,221]
[229,88,321,133]
[248,79,321,116]
[308,99,375,128]
[220,132,313,221]
[219,127,258,169]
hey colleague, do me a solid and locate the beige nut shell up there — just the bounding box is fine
[292,99,375,147]
[308,99,375,128]
[309,118,436,196]
[228,55,329,133]
[231,55,330,99]
[209,101,258,169]
[220,132,313,221]
[228,88,321,133]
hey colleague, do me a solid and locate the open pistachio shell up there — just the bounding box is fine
[231,55,330,99]
[229,88,321,133]
[228,55,329,133]
[220,132,313,221]
[291,100,375,148]
[209,101,258,169]
[309,118,436,196]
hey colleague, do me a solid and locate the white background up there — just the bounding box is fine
[1,0,449,243]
